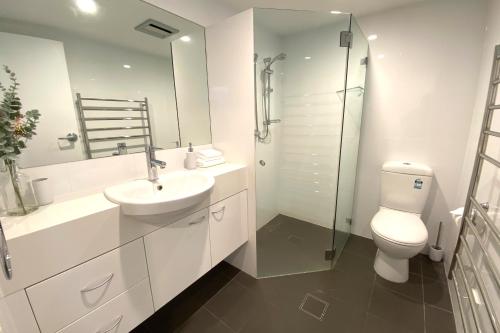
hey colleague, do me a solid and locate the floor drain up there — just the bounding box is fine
[298,293,329,321]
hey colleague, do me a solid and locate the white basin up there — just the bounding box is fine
[104,171,215,216]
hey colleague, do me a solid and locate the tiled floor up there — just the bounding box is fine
[257,214,337,277]
[133,235,456,333]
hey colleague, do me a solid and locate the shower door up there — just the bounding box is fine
[254,9,368,277]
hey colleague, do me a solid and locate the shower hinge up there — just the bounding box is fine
[325,249,336,261]
[346,217,352,225]
[340,31,353,48]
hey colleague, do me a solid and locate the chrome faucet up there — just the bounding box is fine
[145,145,166,181]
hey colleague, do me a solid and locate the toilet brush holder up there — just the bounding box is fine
[429,245,444,262]
[428,221,444,262]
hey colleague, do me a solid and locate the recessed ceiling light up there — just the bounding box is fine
[377,54,385,59]
[75,0,98,14]
[330,10,342,14]
[304,56,312,60]
[367,34,378,41]
[180,35,191,42]
[123,64,131,69]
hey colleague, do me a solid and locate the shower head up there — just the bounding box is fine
[264,53,287,68]
[273,53,287,62]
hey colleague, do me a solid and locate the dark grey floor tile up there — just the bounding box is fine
[425,304,456,333]
[288,294,365,333]
[257,214,333,277]
[423,277,452,311]
[175,308,234,333]
[334,250,375,278]
[343,235,378,259]
[239,300,289,333]
[362,313,419,333]
[325,268,375,310]
[368,285,425,332]
[375,272,423,302]
[130,323,151,333]
[205,280,262,331]
[421,256,447,281]
[409,254,422,275]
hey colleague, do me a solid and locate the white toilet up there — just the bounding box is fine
[370,161,433,283]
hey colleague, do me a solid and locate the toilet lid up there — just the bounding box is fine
[371,209,428,245]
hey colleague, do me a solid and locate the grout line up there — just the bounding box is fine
[421,261,427,333]
[203,305,236,332]
[366,272,377,310]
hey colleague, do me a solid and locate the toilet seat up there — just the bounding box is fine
[371,208,428,246]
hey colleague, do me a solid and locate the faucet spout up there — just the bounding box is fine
[145,145,166,181]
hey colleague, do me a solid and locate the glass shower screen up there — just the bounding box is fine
[254,8,368,277]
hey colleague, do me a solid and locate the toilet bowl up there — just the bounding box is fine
[371,207,428,282]
[370,161,433,283]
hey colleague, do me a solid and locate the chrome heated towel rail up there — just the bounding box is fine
[76,94,154,158]
[449,45,500,333]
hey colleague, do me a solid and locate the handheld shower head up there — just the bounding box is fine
[264,53,287,68]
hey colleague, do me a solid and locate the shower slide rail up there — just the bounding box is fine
[449,45,500,333]
[76,93,154,158]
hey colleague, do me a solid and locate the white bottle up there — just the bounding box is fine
[184,143,197,170]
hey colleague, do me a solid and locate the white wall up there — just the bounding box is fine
[352,0,486,259]
[254,24,282,230]
[452,0,500,273]
[206,10,256,275]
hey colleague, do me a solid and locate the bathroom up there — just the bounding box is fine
[0,0,498,332]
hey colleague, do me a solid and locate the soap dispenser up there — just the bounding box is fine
[184,143,197,170]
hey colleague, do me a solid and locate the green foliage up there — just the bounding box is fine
[0,66,40,161]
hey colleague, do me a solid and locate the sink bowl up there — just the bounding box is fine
[104,171,215,216]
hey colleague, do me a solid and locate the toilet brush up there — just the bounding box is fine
[429,221,444,262]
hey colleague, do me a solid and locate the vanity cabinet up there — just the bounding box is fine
[144,208,212,310]
[209,191,248,266]
[9,187,248,333]
[26,239,148,333]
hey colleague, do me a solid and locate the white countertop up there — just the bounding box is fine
[3,163,246,241]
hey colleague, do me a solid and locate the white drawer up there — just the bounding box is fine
[209,190,248,266]
[144,208,211,310]
[27,238,148,333]
[57,278,153,333]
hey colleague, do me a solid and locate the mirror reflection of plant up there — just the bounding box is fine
[0,65,40,214]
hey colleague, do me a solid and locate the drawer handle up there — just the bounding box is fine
[189,216,206,225]
[81,273,114,293]
[211,206,226,221]
[96,315,123,333]
[0,221,12,280]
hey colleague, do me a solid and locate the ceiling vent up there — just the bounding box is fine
[135,19,179,39]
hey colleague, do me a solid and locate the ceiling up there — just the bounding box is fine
[0,0,204,58]
[254,9,349,36]
[214,0,428,17]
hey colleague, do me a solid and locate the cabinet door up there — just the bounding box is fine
[144,209,211,310]
[209,191,248,266]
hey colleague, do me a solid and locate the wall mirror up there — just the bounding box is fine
[0,0,211,168]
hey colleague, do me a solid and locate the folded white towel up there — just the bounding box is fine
[197,148,223,159]
[197,156,225,168]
